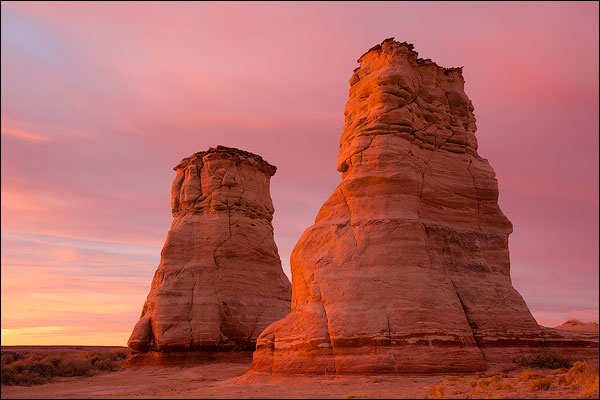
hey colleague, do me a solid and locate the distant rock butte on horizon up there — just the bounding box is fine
[127,146,291,359]
[554,320,599,333]
[243,38,598,377]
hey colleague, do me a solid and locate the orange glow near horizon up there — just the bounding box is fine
[1,1,598,346]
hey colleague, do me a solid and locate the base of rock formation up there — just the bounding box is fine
[122,350,254,369]
[478,327,598,366]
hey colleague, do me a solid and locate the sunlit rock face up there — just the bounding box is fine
[245,38,563,376]
[128,146,291,353]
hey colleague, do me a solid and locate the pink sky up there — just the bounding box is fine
[1,1,598,345]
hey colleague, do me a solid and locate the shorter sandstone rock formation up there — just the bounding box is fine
[127,146,291,358]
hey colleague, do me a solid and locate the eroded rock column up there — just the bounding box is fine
[245,39,550,376]
[128,146,291,356]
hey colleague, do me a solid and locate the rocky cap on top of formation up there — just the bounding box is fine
[356,38,463,73]
[170,145,279,220]
[174,145,277,176]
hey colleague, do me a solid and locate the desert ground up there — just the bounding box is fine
[2,346,598,399]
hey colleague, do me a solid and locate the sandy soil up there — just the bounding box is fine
[2,354,596,399]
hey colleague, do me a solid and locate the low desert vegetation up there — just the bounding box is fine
[1,348,130,386]
[513,349,572,369]
[518,370,540,382]
[565,360,599,398]
[423,360,599,399]
[529,376,554,391]
[424,385,445,399]
[477,379,491,389]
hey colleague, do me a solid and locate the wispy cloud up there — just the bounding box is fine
[1,126,53,142]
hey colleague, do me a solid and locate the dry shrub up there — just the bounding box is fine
[477,379,490,388]
[583,376,599,398]
[519,370,539,382]
[425,385,445,399]
[515,350,572,369]
[566,360,599,398]
[445,375,458,382]
[468,380,477,387]
[475,371,487,378]
[532,350,572,369]
[1,348,131,386]
[504,383,515,391]
[554,367,569,374]
[529,376,554,391]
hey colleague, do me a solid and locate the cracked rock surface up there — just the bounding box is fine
[128,146,291,353]
[244,39,596,377]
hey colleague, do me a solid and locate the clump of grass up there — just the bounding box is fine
[518,370,539,382]
[529,376,554,391]
[1,348,130,386]
[554,367,569,374]
[565,360,599,398]
[445,375,458,382]
[504,383,515,391]
[475,371,487,378]
[468,380,477,387]
[424,385,445,399]
[477,379,490,388]
[583,376,599,398]
[567,361,593,384]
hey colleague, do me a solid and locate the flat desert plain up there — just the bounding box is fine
[2,347,598,399]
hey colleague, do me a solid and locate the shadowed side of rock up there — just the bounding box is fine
[125,146,291,366]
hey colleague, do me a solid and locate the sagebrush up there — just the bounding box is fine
[1,348,130,386]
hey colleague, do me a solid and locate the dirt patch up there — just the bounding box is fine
[2,357,598,399]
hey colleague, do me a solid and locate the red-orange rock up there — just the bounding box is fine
[128,146,291,354]
[244,39,596,377]
[554,320,599,333]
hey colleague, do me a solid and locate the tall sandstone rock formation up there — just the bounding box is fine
[245,39,597,376]
[128,146,291,359]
